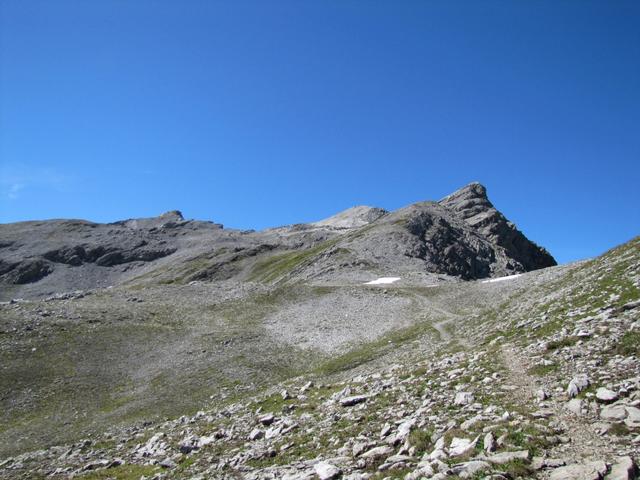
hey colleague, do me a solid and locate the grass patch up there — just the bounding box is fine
[616,331,640,356]
[608,422,630,436]
[255,392,295,414]
[249,238,340,283]
[546,336,580,351]
[408,429,433,455]
[369,467,413,478]
[499,459,535,477]
[576,384,597,399]
[527,363,559,376]
[501,423,551,456]
[77,464,160,479]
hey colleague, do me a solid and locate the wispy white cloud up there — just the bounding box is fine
[7,183,25,200]
[0,164,74,200]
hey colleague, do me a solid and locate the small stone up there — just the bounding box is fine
[428,437,447,461]
[380,423,392,437]
[396,419,416,441]
[531,457,565,470]
[600,405,628,421]
[532,409,553,419]
[567,375,590,398]
[454,392,475,405]
[565,398,584,416]
[352,442,367,457]
[385,454,414,464]
[625,407,640,428]
[484,432,496,453]
[82,460,109,471]
[179,443,196,454]
[248,428,264,441]
[607,456,637,480]
[259,413,275,426]
[159,458,177,469]
[340,395,367,407]
[548,461,607,480]
[449,437,478,457]
[450,460,491,479]
[595,387,618,403]
[485,450,529,464]
[107,458,125,469]
[314,461,342,480]
[461,415,482,431]
[361,445,393,460]
[536,389,549,401]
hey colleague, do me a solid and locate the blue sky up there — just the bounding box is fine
[1,1,638,263]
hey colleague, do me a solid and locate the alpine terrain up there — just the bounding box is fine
[0,183,638,480]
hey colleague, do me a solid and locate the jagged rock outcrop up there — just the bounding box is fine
[439,182,556,272]
[310,206,388,229]
[302,183,557,281]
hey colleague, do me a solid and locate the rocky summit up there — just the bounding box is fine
[0,183,638,480]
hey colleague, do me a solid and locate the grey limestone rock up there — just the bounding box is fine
[548,461,607,480]
[568,374,590,398]
[596,387,619,403]
[607,456,638,480]
[314,461,342,480]
[439,182,556,273]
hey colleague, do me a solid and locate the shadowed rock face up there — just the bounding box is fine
[439,182,556,272]
[0,184,556,299]
[404,210,498,279]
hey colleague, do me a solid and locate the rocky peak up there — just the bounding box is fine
[438,183,557,272]
[116,210,187,230]
[310,206,388,230]
[439,182,492,214]
[443,181,488,199]
[159,210,184,221]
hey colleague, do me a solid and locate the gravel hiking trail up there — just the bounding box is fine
[500,345,618,473]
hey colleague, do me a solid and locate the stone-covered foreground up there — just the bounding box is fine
[1,335,638,480]
[0,240,638,479]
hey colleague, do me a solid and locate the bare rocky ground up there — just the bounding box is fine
[0,185,638,479]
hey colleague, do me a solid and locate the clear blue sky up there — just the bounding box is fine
[1,1,639,263]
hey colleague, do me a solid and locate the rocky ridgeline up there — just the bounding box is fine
[0,183,556,301]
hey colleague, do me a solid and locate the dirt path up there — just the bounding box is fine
[500,345,539,402]
[433,318,453,342]
[500,345,619,474]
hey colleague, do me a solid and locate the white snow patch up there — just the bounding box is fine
[365,277,401,285]
[481,274,522,284]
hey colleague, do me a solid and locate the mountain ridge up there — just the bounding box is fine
[0,183,555,301]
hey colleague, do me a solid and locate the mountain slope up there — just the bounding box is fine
[0,183,578,474]
[0,237,636,479]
